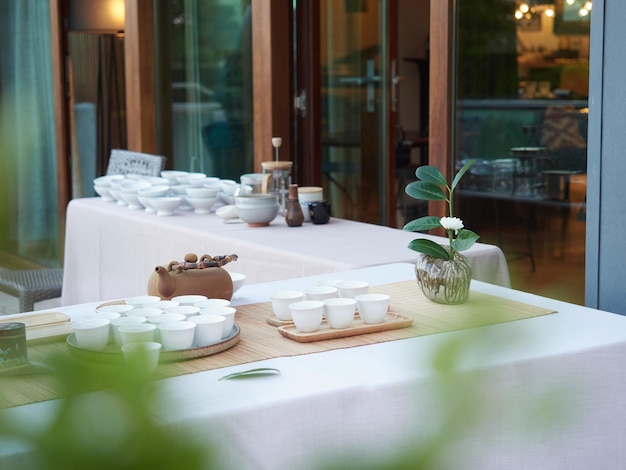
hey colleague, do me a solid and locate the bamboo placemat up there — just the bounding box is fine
[0,281,556,408]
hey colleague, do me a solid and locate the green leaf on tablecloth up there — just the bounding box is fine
[219,368,281,381]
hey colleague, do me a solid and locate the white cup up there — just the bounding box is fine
[289,300,325,333]
[199,306,236,338]
[298,186,323,222]
[189,314,226,346]
[84,312,121,343]
[121,341,162,373]
[172,294,208,306]
[194,298,231,309]
[88,311,121,321]
[323,297,357,329]
[144,300,180,310]
[147,312,187,324]
[127,307,163,320]
[158,321,196,351]
[118,323,157,346]
[270,290,306,321]
[304,285,339,301]
[164,305,201,318]
[110,316,148,345]
[355,293,390,324]
[336,280,370,299]
[124,295,160,307]
[72,318,111,351]
[96,304,134,315]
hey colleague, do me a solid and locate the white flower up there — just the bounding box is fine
[440,217,464,234]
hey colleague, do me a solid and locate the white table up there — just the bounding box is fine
[61,198,510,305]
[4,263,626,469]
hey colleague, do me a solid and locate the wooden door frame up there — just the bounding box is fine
[294,0,321,186]
[428,0,454,221]
[251,1,293,171]
[50,0,71,255]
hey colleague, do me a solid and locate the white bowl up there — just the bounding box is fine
[289,300,325,333]
[187,196,218,214]
[235,194,279,226]
[120,190,144,210]
[120,180,151,192]
[94,175,125,187]
[220,179,240,195]
[186,186,219,198]
[215,204,239,220]
[150,197,182,216]
[138,185,170,197]
[160,170,188,182]
[137,195,157,213]
[93,185,114,201]
[229,272,246,294]
[355,293,390,324]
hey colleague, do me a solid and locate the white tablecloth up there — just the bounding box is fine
[4,263,626,469]
[61,198,510,305]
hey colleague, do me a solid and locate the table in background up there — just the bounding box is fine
[4,263,626,469]
[61,198,510,305]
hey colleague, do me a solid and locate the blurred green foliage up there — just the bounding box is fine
[0,353,210,470]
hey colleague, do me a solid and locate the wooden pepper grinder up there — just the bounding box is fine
[285,184,304,227]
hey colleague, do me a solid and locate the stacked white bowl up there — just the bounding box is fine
[93,170,230,216]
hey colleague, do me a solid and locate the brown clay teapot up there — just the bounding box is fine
[147,253,238,300]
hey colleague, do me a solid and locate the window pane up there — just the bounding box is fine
[0,1,59,267]
[154,0,253,180]
[454,0,589,304]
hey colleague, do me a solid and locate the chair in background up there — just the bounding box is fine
[0,268,64,313]
[105,149,166,177]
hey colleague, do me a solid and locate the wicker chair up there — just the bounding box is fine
[0,269,64,313]
[106,149,166,177]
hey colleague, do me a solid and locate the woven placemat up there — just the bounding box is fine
[0,281,556,408]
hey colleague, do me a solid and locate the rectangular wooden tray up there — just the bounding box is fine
[277,311,413,343]
[0,312,72,344]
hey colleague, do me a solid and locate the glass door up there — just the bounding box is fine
[316,0,395,225]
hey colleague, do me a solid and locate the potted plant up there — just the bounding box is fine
[403,160,480,304]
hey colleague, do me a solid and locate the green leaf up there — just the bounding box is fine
[405,181,447,201]
[451,159,476,191]
[415,165,447,186]
[407,239,450,259]
[451,229,480,252]
[403,216,442,232]
[219,368,281,380]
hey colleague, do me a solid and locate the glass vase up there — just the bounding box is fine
[414,250,472,304]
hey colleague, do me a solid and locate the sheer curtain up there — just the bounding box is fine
[0,1,59,266]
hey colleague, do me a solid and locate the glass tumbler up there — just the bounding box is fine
[261,161,293,215]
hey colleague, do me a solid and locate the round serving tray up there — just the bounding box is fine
[66,324,240,363]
